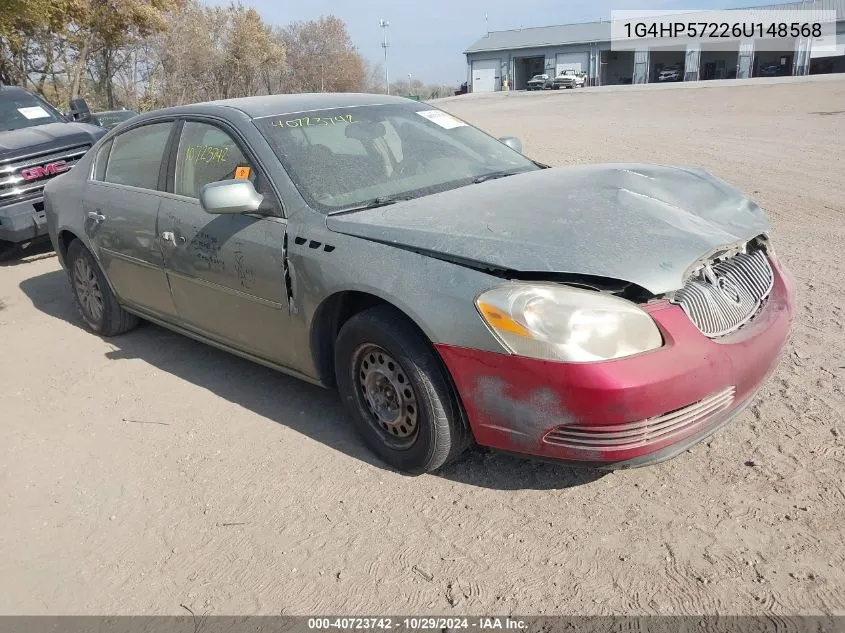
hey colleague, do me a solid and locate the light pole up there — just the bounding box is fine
[379,19,390,95]
[408,73,412,95]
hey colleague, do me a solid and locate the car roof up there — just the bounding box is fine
[149,92,417,120]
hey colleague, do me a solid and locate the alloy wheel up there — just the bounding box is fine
[73,256,104,323]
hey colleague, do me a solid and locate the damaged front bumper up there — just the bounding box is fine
[436,256,795,468]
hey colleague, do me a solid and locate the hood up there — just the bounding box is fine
[326,164,771,295]
[0,122,105,160]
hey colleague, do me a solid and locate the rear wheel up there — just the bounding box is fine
[334,305,471,474]
[66,239,138,336]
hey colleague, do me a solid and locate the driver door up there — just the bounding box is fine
[157,119,295,367]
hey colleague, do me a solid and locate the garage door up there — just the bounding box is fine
[471,59,500,92]
[810,34,845,58]
[555,52,589,75]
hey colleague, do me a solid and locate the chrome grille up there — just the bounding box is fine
[0,145,90,206]
[672,248,774,338]
[543,387,736,450]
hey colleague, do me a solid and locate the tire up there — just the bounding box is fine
[65,239,138,336]
[334,305,471,474]
[0,240,21,262]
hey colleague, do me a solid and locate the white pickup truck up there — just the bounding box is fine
[553,69,587,89]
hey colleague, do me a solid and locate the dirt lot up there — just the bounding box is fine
[1,77,844,616]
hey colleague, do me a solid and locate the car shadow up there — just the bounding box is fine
[19,269,604,491]
[0,239,55,266]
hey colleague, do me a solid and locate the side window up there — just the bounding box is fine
[92,139,112,181]
[174,121,281,216]
[104,122,173,190]
[174,122,255,198]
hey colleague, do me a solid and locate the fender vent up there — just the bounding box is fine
[292,236,334,253]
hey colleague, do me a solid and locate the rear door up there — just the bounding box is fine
[84,120,178,319]
[157,118,295,366]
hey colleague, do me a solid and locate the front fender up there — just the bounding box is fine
[283,221,510,382]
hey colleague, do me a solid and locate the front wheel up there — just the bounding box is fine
[66,239,138,336]
[334,305,471,474]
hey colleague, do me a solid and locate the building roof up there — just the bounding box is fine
[465,0,845,53]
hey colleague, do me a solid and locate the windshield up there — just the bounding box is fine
[0,90,64,131]
[253,103,539,213]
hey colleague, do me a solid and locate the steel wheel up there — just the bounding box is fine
[73,256,104,323]
[353,343,419,449]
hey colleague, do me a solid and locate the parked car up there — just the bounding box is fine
[553,69,587,89]
[44,93,794,474]
[0,85,105,259]
[657,69,682,82]
[759,64,788,77]
[526,74,552,90]
[92,109,138,131]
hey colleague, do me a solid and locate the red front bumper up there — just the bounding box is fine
[436,257,795,468]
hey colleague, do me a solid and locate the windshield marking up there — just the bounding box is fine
[271,114,354,128]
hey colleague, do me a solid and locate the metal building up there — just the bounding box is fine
[464,0,845,91]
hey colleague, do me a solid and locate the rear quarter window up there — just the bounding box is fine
[92,140,113,181]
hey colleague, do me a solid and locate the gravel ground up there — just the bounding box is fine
[1,76,843,616]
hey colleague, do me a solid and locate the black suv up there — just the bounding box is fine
[1,85,105,256]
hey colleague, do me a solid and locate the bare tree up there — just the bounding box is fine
[3,0,380,110]
[279,16,366,93]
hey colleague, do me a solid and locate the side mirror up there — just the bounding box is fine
[69,97,94,123]
[199,179,264,215]
[499,136,523,154]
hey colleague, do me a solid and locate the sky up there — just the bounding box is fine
[208,0,765,85]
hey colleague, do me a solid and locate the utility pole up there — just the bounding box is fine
[379,19,390,95]
[408,73,412,95]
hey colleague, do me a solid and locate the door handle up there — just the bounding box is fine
[87,211,106,223]
[161,231,186,245]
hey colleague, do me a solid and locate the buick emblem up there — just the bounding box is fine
[717,276,742,304]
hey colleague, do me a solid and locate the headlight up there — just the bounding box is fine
[475,283,663,362]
